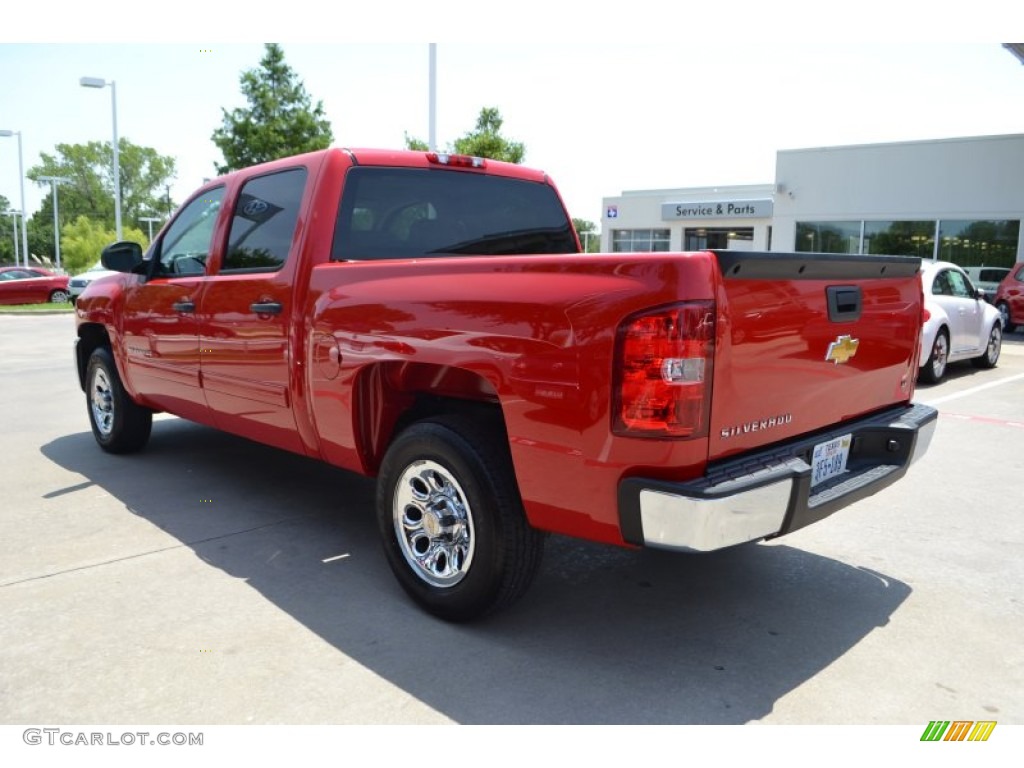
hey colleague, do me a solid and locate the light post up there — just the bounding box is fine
[79,76,122,240]
[37,175,71,271]
[5,210,20,266]
[428,43,437,152]
[0,129,30,267]
[139,216,161,242]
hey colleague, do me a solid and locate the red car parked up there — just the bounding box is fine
[0,266,70,305]
[994,263,1024,333]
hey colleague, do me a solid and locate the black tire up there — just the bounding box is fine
[997,302,1015,333]
[919,328,949,384]
[376,414,545,622]
[972,323,1001,369]
[85,347,152,453]
[49,289,69,304]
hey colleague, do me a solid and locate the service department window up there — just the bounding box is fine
[863,220,934,257]
[795,221,860,254]
[938,220,1020,269]
[222,168,308,273]
[611,229,670,252]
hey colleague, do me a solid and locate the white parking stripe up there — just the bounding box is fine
[917,372,1024,407]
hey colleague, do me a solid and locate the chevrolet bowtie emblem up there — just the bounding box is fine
[826,335,860,365]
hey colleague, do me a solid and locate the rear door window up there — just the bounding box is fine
[222,168,307,273]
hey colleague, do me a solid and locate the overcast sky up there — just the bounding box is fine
[2,13,1023,228]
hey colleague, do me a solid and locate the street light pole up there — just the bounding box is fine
[428,44,437,152]
[38,175,70,271]
[80,77,122,240]
[139,216,161,242]
[0,129,30,267]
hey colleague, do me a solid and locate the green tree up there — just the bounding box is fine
[403,131,429,152]
[0,193,14,265]
[405,107,525,163]
[60,215,149,276]
[572,218,601,253]
[26,140,177,260]
[212,43,334,174]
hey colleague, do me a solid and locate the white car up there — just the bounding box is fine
[919,261,1002,383]
[68,262,119,303]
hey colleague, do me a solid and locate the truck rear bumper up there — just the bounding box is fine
[617,403,938,552]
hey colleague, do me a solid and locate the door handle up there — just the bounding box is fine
[250,301,282,315]
[172,300,195,313]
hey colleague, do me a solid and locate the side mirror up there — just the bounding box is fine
[101,241,144,273]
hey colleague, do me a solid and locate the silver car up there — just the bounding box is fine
[963,266,1011,303]
[68,263,119,303]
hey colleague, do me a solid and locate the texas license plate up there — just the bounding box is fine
[811,434,852,488]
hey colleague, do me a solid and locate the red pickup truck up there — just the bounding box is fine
[75,148,937,620]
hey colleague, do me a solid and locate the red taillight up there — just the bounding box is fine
[426,152,486,168]
[922,307,932,322]
[614,302,715,438]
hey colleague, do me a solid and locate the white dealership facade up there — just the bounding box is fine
[601,133,1024,268]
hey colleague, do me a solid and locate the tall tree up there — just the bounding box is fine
[212,43,334,174]
[405,107,525,163]
[27,140,177,258]
[454,108,525,163]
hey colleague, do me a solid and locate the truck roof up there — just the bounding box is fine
[204,147,550,187]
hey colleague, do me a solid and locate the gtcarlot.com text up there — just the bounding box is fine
[23,729,203,746]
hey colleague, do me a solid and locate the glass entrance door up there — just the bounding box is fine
[685,227,754,250]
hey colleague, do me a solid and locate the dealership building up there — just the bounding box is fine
[601,133,1024,269]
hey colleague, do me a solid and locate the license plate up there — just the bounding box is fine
[811,434,852,488]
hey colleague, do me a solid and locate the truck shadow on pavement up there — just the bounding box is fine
[41,419,911,724]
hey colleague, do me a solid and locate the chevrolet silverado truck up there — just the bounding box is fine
[74,148,937,621]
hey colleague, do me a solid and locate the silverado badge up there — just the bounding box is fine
[825,335,860,365]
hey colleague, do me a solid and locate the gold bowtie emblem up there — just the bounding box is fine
[826,335,860,365]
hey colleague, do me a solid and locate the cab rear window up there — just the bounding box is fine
[331,167,577,261]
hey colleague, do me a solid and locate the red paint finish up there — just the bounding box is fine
[708,276,921,460]
[75,147,928,550]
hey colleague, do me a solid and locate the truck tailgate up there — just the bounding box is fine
[707,251,923,461]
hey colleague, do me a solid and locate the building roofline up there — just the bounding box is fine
[777,132,1024,156]
[619,183,775,198]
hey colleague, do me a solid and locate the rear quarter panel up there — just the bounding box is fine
[305,252,720,545]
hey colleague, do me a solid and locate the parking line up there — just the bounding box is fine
[941,412,1024,430]
[917,372,1024,407]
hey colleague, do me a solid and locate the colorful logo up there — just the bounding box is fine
[920,720,997,742]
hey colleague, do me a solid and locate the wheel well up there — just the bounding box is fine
[76,324,111,391]
[355,361,507,476]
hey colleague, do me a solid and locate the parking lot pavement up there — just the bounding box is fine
[1,314,1022,725]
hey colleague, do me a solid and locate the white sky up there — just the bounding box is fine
[2,5,1024,228]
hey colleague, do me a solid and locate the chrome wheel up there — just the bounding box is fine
[50,289,69,303]
[974,324,1002,370]
[986,324,1001,365]
[393,459,475,588]
[930,333,948,380]
[90,366,114,437]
